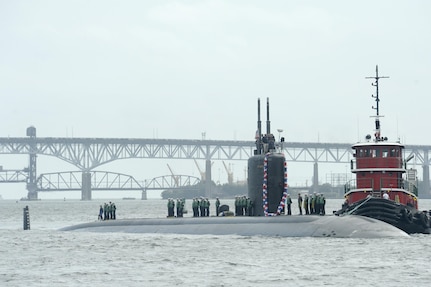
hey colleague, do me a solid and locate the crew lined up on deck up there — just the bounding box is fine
[167,197,216,217]
[302,193,326,215]
[167,198,186,217]
[234,195,254,216]
[98,201,116,220]
[192,197,211,217]
[165,193,326,218]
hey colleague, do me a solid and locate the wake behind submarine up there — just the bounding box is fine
[61,98,408,238]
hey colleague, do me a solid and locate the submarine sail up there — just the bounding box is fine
[248,98,287,216]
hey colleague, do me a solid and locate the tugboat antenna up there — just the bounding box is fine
[366,65,389,117]
[366,65,389,141]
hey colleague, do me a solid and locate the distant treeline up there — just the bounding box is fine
[160,181,349,199]
[161,181,431,200]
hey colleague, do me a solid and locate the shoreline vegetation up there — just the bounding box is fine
[161,181,346,200]
[161,181,431,200]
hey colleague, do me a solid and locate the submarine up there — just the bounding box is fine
[60,215,408,238]
[61,98,409,238]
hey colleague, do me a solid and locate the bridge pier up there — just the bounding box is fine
[27,189,38,200]
[312,161,319,192]
[26,126,38,200]
[423,165,430,197]
[205,159,212,197]
[141,189,147,200]
[81,172,92,200]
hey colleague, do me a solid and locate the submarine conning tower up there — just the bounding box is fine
[248,98,287,216]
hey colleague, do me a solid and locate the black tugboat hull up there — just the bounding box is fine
[335,197,430,234]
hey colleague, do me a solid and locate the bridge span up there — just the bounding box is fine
[1,131,430,199]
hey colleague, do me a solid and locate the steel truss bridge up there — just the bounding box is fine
[0,136,430,199]
[1,170,200,191]
[0,167,200,199]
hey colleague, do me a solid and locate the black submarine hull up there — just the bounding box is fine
[248,153,286,216]
[61,215,408,238]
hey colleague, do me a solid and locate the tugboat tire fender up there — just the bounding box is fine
[420,213,429,229]
[402,209,413,224]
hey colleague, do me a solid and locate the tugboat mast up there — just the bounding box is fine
[366,65,389,141]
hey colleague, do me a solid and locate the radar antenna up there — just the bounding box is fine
[366,65,389,141]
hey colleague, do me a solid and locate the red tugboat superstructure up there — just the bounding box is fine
[335,66,430,234]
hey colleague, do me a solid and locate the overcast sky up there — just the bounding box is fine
[1,1,430,199]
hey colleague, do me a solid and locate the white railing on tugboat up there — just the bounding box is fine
[345,195,373,216]
[345,178,417,192]
[344,178,374,193]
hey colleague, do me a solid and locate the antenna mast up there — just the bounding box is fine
[266,97,271,135]
[256,98,262,154]
[366,65,389,141]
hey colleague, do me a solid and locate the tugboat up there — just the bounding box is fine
[335,66,430,234]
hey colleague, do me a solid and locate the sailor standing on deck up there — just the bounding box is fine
[304,194,309,215]
[236,196,241,216]
[176,199,181,217]
[246,197,253,216]
[196,198,202,217]
[309,195,313,214]
[104,202,108,220]
[98,205,103,220]
[167,198,175,217]
[286,194,292,215]
[111,202,116,219]
[205,198,210,216]
[315,195,321,215]
[192,198,198,217]
[215,197,220,216]
[298,193,303,215]
[316,193,323,215]
[177,199,184,217]
[310,193,316,214]
[241,195,247,216]
[200,197,205,217]
[108,202,113,219]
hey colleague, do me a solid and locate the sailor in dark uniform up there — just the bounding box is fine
[215,197,220,216]
[286,194,292,215]
[298,193,303,215]
[304,194,309,215]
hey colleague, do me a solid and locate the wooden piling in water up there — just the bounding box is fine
[23,206,30,230]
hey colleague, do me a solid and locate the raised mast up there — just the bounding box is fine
[256,98,262,154]
[366,65,389,141]
[266,97,271,135]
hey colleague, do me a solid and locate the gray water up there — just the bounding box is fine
[1,199,430,287]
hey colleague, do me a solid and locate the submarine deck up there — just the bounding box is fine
[61,215,409,238]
